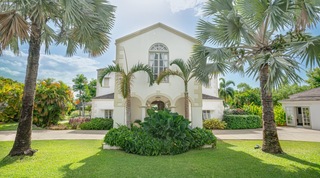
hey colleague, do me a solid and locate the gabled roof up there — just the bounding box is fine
[202,94,221,100]
[93,93,114,100]
[115,23,199,44]
[282,87,320,101]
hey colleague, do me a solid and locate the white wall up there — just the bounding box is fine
[202,99,224,119]
[310,105,320,130]
[96,72,115,97]
[91,99,114,118]
[202,75,219,97]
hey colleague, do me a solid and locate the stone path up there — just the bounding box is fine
[0,127,319,142]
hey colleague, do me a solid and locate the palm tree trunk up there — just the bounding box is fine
[9,21,41,156]
[184,81,189,120]
[126,90,131,127]
[259,64,283,154]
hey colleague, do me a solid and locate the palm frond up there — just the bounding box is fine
[157,69,183,84]
[293,0,320,31]
[287,35,320,68]
[170,59,189,79]
[129,63,154,85]
[0,10,29,49]
[202,0,233,16]
[98,64,123,85]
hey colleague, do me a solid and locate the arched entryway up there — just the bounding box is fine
[151,101,165,110]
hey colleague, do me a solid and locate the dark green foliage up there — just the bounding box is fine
[224,108,248,115]
[104,109,216,156]
[80,118,113,130]
[223,115,262,129]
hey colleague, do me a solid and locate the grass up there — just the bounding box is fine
[0,123,43,131]
[0,140,319,178]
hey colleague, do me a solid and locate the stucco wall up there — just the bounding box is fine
[202,99,224,119]
[91,99,114,118]
[310,105,320,130]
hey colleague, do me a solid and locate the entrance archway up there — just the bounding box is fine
[151,101,165,110]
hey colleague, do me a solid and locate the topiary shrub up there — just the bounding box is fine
[224,108,248,115]
[203,119,227,130]
[223,115,262,129]
[80,118,113,130]
[104,109,217,156]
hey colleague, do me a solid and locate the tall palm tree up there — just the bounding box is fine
[0,0,115,156]
[218,78,235,106]
[195,0,320,153]
[157,58,210,119]
[99,63,154,127]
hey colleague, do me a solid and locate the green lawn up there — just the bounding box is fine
[0,123,43,131]
[0,140,319,178]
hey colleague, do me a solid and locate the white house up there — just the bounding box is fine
[91,23,224,128]
[280,87,320,130]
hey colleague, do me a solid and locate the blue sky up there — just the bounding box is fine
[0,0,319,88]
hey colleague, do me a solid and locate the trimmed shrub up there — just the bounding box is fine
[203,119,227,130]
[69,117,90,129]
[104,109,217,156]
[223,115,262,129]
[80,118,113,130]
[224,108,248,115]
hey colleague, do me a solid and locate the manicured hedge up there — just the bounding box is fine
[104,109,216,156]
[222,115,262,129]
[80,118,113,130]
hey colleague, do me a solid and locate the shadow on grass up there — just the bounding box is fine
[59,141,320,178]
[275,153,320,169]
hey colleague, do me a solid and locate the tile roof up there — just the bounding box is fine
[282,87,320,101]
[93,93,114,99]
[202,94,221,100]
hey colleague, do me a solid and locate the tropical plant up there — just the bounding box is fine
[218,78,235,106]
[33,79,73,127]
[72,74,90,117]
[79,118,113,130]
[104,109,217,156]
[0,77,23,122]
[232,88,261,108]
[157,58,210,119]
[99,63,154,127]
[203,118,227,130]
[306,67,320,88]
[88,79,97,98]
[0,0,115,156]
[194,0,320,153]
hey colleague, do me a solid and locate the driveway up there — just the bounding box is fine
[0,127,319,142]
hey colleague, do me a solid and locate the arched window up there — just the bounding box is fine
[149,43,169,82]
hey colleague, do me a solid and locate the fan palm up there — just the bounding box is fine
[157,58,210,119]
[195,0,320,153]
[0,0,115,156]
[99,63,154,127]
[218,78,235,106]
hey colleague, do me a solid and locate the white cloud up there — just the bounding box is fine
[0,67,21,76]
[165,0,207,14]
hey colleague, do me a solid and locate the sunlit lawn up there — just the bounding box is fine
[0,140,319,178]
[0,123,42,131]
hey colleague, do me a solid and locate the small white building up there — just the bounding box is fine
[91,23,224,128]
[280,87,320,130]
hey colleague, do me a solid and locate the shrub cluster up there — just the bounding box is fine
[80,118,113,130]
[104,109,216,156]
[223,115,262,129]
[274,105,286,126]
[69,117,91,129]
[203,119,227,130]
[224,108,248,115]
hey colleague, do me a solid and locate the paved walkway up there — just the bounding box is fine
[0,127,319,142]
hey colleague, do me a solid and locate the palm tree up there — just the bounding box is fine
[0,0,115,156]
[99,63,154,127]
[195,0,320,153]
[157,58,210,119]
[218,78,235,107]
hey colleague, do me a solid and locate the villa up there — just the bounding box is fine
[91,23,224,128]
